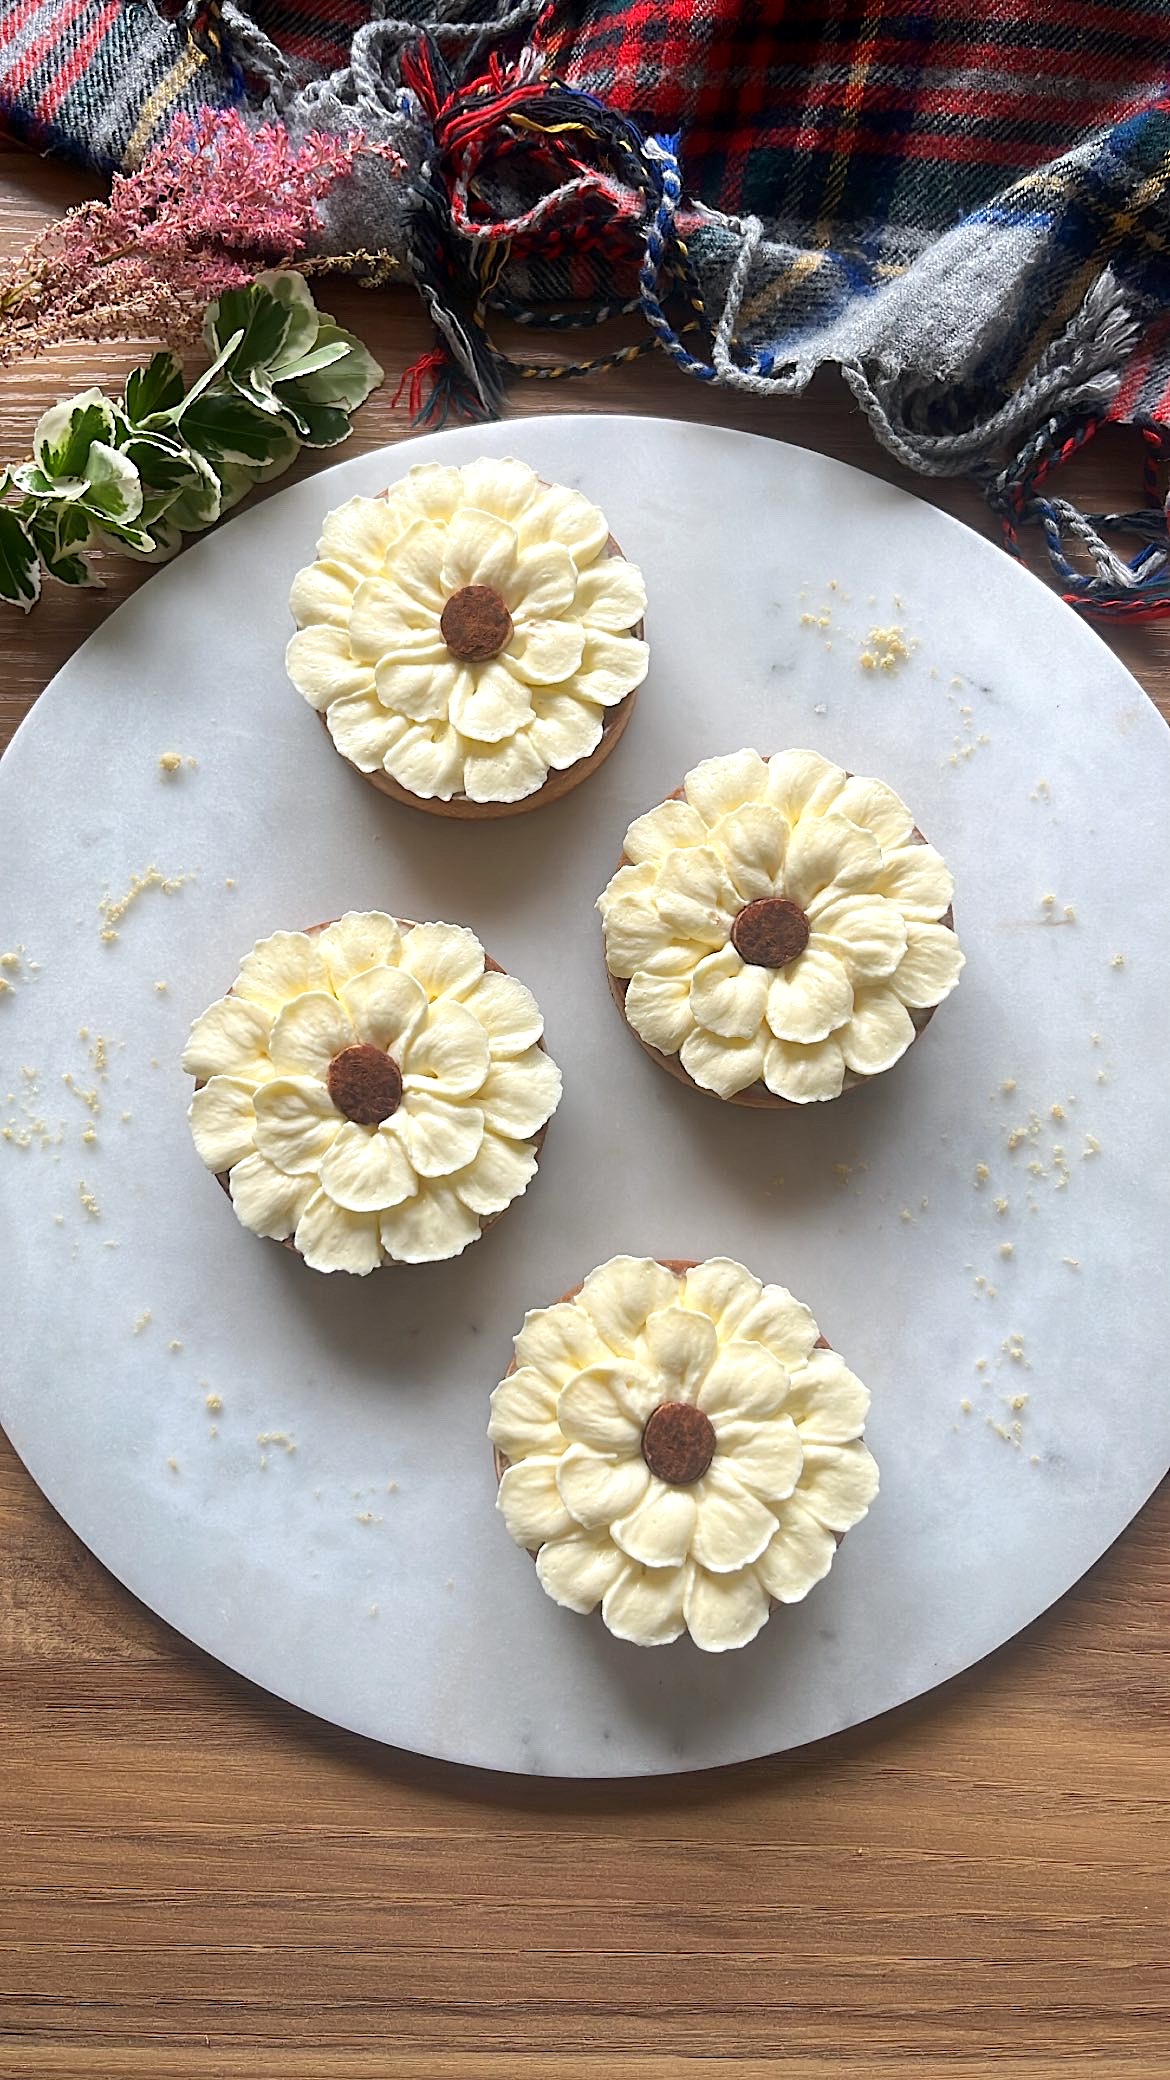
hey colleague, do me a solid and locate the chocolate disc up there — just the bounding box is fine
[641,1401,717,1485]
[327,1044,403,1126]
[730,896,810,968]
[439,584,514,662]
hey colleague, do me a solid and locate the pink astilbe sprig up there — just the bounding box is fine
[0,109,400,371]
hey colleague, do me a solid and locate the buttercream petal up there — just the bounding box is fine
[716,1415,803,1506]
[515,1300,606,1385]
[755,1501,836,1603]
[690,1461,778,1572]
[623,970,693,1053]
[602,1560,688,1646]
[763,1033,848,1103]
[397,1092,484,1178]
[374,654,458,722]
[460,970,543,1056]
[317,911,403,992]
[389,463,464,525]
[476,1046,561,1136]
[381,518,447,613]
[785,1350,870,1443]
[488,1363,561,1460]
[679,1025,765,1098]
[577,1255,678,1356]
[878,840,954,920]
[678,1259,757,1336]
[289,557,360,630]
[228,1150,313,1240]
[808,893,908,984]
[182,996,270,1085]
[575,630,649,706]
[763,747,846,825]
[450,1130,539,1216]
[655,846,739,946]
[189,1075,256,1172]
[612,1482,698,1568]
[252,1077,338,1174]
[268,991,353,1079]
[556,1443,650,1529]
[505,618,585,686]
[643,1305,718,1398]
[684,749,769,826]
[498,1456,575,1547]
[293,1186,382,1275]
[527,690,603,770]
[459,456,540,524]
[839,987,916,1075]
[571,556,647,631]
[765,946,853,1043]
[326,689,404,772]
[833,773,915,847]
[514,482,608,565]
[440,506,517,596]
[383,721,467,801]
[729,1283,819,1364]
[798,1439,880,1531]
[401,1000,491,1099]
[622,799,707,866]
[683,1561,771,1652]
[557,1364,655,1451]
[782,813,883,909]
[348,576,440,660]
[462,731,549,805]
[379,1183,481,1263]
[697,1341,790,1422]
[689,944,769,1040]
[318,493,407,571]
[535,1526,624,1613]
[891,920,965,1007]
[504,540,577,619]
[715,803,789,902]
[317,1118,416,1212]
[234,931,327,1012]
[341,966,428,1052]
[285,624,372,710]
[598,863,702,978]
[449,659,534,743]
[399,922,484,1001]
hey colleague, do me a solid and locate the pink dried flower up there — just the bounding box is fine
[0,109,399,370]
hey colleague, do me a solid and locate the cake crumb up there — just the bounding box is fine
[1030,1454,1041,1466]
[1050,1103,1065,1121]
[1096,1069,1108,1085]
[78,1180,100,1218]
[1063,905,1077,922]
[1083,1134,1101,1158]
[132,1310,152,1335]
[387,1480,399,1495]
[1000,1078,1017,1095]
[154,981,168,995]
[257,1431,296,1453]
[81,1126,96,1145]
[994,1196,1009,1216]
[999,1242,1014,1258]
[974,1162,990,1185]
[1041,893,1056,910]
[1090,1031,1102,1047]
[167,1339,182,1353]
[1032,778,1051,801]
[52,1213,63,1226]
[98,865,194,942]
[121,1110,132,1123]
[1111,953,1126,969]
[974,1358,989,1373]
[166,1456,179,1473]
[899,1206,914,1223]
[157,752,183,776]
[960,1398,972,1414]
[1063,1257,1080,1270]
[368,1604,380,1617]
[205,1392,223,1413]
[225,877,236,890]
[355,1511,383,1526]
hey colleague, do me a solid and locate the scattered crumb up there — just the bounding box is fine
[368,1604,380,1618]
[132,1310,152,1335]
[974,1162,990,1185]
[355,1511,383,1526]
[974,1358,988,1373]
[166,1456,179,1473]
[1031,778,1051,802]
[81,1126,96,1145]
[257,1431,296,1453]
[899,1206,914,1223]
[98,865,194,943]
[832,1162,852,1188]
[1063,905,1077,922]
[1010,1393,1029,1412]
[1096,1069,1108,1085]
[1000,1078,1017,1095]
[1030,1454,1041,1466]
[167,1339,182,1354]
[154,980,168,995]
[1063,1257,1080,1270]
[960,1398,972,1415]
[52,1212,63,1226]
[994,1197,1009,1216]
[121,1110,132,1123]
[387,1481,399,1495]
[1090,1032,1102,1048]
[157,752,183,776]
[1111,953,1126,969]
[205,1392,223,1413]
[0,950,21,972]
[999,1241,1014,1258]
[920,1195,929,1210]
[224,877,236,890]
[78,1180,100,1218]
[860,625,912,672]
[1083,1134,1101,1158]
[813,702,827,716]
[1050,1103,1065,1121]
[1041,892,1056,910]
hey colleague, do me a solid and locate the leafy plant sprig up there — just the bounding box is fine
[0,269,382,610]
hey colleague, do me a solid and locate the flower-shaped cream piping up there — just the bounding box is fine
[183,912,562,1273]
[286,460,649,804]
[489,1255,878,1652]
[598,749,964,1102]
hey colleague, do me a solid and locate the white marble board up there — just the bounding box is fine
[1,415,1167,1778]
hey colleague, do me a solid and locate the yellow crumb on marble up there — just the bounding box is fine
[257,1431,296,1453]
[974,1358,989,1373]
[132,1310,152,1334]
[121,1110,132,1123]
[154,981,168,995]
[157,752,183,776]
[1050,1103,1065,1121]
[387,1480,399,1495]
[78,1180,99,1218]
[167,1339,182,1353]
[1090,1031,1102,1047]
[975,1162,990,1184]
[1111,953,1126,968]
[166,1457,180,1473]
[81,1126,96,1145]
[1083,1134,1102,1157]
[205,1392,223,1413]
[52,1213,63,1226]
[1031,778,1051,801]
[960,1399,972,1415]
[1095,1069,1108,1085]
[1041,893,1056,911]
[994,1196,1009,1215]
[98,865,194,942]
[999,1242,1014,1259]
[1063,1257,1080,1270]
[225,877,236,890]
[355,1511,383,1526]
[1000,1078,1017,1095]
[899,1207,914,1223]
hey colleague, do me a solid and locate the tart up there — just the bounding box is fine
[182,911,561,1273]
[285,459,648,817]
[597,748,963,1105]
[489,1253,878,1652]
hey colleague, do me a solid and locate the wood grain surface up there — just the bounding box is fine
[1,149,1168,2080]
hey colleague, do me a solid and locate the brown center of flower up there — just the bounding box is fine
[730,896,810,968]
[439,584,514,662]
[641,1402,717,1485]
[327,1044,402,1126]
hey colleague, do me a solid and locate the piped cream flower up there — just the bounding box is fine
[489,1255,878,1652]
[286,460,648,804]
[183,912,561,1273]
[598,749,964,1102]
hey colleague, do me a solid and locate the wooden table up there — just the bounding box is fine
[2,154,1168,2080]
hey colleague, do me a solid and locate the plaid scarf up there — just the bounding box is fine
[4,0,1170,618]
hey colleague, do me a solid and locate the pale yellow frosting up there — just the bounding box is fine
[598,748,964,1102]
[489,1254,878,1652]
[286,460,649,804]
[183,913,562,1273]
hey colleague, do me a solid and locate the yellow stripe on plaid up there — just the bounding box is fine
[123,38,207,169]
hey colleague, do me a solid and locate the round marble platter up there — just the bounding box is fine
[1,415,1168,1779]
